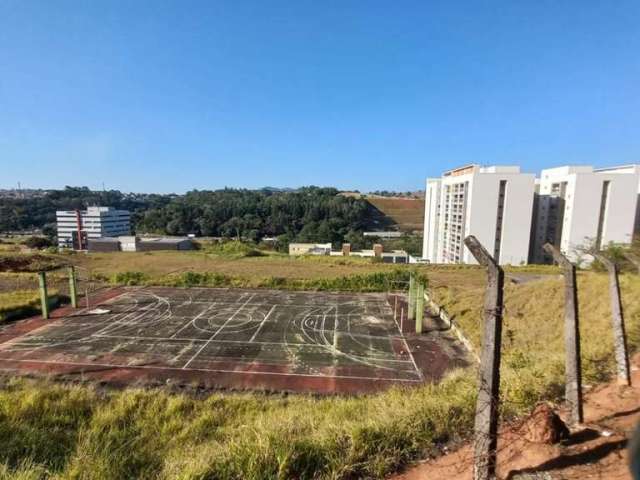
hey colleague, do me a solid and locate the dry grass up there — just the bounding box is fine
[431,271,640,410]
[72,251,398,280]
[0,371,477,480]
[366,197,425,232]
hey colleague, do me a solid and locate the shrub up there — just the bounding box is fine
[112,272,149,286]
[22,237,54,250]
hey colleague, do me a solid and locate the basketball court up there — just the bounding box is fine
[0,287,464,393]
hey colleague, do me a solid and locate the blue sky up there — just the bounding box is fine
[1,1,639,193]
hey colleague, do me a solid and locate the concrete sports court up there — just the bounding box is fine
[0,287,466,394]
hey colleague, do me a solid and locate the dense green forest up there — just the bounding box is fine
[0,186,375,247]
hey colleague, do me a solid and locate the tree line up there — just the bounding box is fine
[0,186,373,248]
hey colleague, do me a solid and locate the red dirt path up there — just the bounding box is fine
[392,354,640,480]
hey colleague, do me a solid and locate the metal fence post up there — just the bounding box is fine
[38,271,50,320]
[594,253,631,386]
[464,235,504,480]
[408,274,416,321]
[415,282,424,334]
[543,243,583,425]
[68,266,78,308]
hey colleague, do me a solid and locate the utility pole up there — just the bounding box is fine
[464,235,504,480]
[543,243,583,425]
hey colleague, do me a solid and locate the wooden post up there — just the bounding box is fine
[37,271,50,320]
[408,274,416,321]
[464,235,504,480]
[543,243,583,425]
[68,266,78,308]
[415,282,424,333]
[594,253,631,386]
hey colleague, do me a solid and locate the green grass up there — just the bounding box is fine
[0,371,476,479]
[109,268,419,292]
[0,290,61,323]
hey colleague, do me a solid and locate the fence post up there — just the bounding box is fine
[543,243,583,425]
[415,281,424,333]
[68,266,78,308]
[408,274,416,321]
[37,271,50,320]
[464,235,504,480]
[594,253,631,386]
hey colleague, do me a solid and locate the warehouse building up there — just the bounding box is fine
[288,243,332,256]
[56,207,130,249]
[87,236,193,252]
[422,165,535,265]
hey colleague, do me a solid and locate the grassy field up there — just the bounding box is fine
[1,251,638,479]
[74,250,397,279]
[366,197,425,232]
[431,271,640,407]
[0,290,62,323]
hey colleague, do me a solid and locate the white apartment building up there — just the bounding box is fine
[530,165,640,263]
[422,165,535,265]
[56,206,131,249]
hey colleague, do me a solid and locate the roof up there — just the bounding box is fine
[88,237,120,243]
[140,237,191,244]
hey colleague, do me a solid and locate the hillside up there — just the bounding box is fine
[365,196,425,233]
[396,353,640,479]
[0,260,638,479]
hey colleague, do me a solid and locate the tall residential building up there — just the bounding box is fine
[56,206,131,249]
[422,165,535,265]
[530,165,640,263]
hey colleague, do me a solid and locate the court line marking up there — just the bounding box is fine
[170,301,217,339]
[387,298,424,381]
[3,287,422,380]
[182,293,256,369]
[0,357,422,383]
[249,305,277,343]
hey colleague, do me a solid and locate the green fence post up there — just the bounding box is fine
[408,274,416,321]
[68,266,78,308]
[38,271,50,320]
[416,282,424,334]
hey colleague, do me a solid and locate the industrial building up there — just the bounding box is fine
[56,207,131,249]
[335,243,408,263]
[288,243,332,256]
[422,165,535,265]
[87,236,193,252]
[530,165,640,263]
[289,242,408,263]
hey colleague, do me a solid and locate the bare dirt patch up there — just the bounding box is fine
[392,354,640,480]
